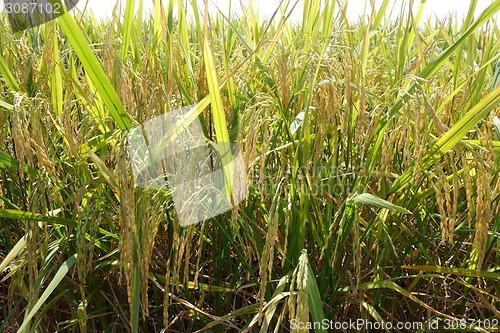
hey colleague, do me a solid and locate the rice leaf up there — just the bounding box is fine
[290,110,305,135]
[359,301,391,333]
[0,151,39,176]
[0,232,28,273]
[88,151,120,195]
[0,99,13,111]
[258,272,291,333]
[202,4,233,199]
[351,193,411,214]
[121,0,136,62]
[306,263,326,333]
[492,59,500,91]
[339,279,451,318]
[16,254,77,333]
[50,24,63,116]
[56,2,133,130]
[493,116,500,140]
[131,262,140,333]
[0,209,114,238]
[401,265,500,280]
[0,54,20,92]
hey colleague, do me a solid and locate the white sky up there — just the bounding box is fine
[0,1,497,23]
[72,0,498,22]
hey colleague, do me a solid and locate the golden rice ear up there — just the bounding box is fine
[470,125,494,272]
[117,141,136,311]
[257,180,282,323]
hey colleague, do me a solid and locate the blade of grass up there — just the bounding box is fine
[0,99,13,111]
[401,265,500,280]
[259,272,291,333]
[339,279,454,319]
[0,209,115,238]
[131,261,140,333]
[0,232,29,273]
[359,301,391,333]
[202,3,234,199]
[351,193,411,214]
[16,254,77,333]
[0,54,20,92]
[453,0,478,88]
[0,151,39,175]
[88,151,120,195]
[491,58,500,92]
[306,260,326,333]
[121,0,136,62]
[56,1,133,130]
[50,23,63,116]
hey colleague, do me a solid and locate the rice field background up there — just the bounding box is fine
[1,0,500,332]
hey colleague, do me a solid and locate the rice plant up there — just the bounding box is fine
[0,0,499,332]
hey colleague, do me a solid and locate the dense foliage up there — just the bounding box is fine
[1,0,500,332]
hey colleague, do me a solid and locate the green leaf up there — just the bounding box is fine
[0,99,13,111]
[203,9,233,199]
[290,110,305,135]
[56,2,132,131]
[150,96,211,160]
[359,301,391,333]
[339,279,449,318]
[0,54,20,92]
[88,152,120,194]
[50,25,64,116]
[351,193,411,214]
[131,261,140,333]
[0,209,78,227]
[259,272,291,333]
[16,254,77,333]
[306,263,326,333]
[493,116,500,140]
[401,265,500,281]
[0,209,115,238]
[462,140,500,151]
[121,0,136,62]
[492,59,500,92]
[0,232,29,273]
[0,151,39,176]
